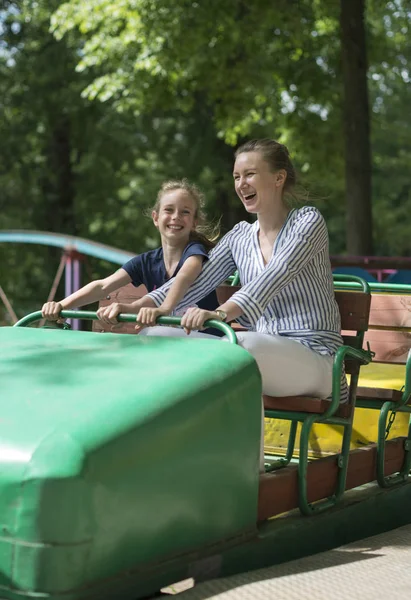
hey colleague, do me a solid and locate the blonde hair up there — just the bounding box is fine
[150,179,220,250]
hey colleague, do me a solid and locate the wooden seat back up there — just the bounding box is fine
[355,293,411,404]
[363,294,411,364]
[335,291,371,375]
[93,283,147,334]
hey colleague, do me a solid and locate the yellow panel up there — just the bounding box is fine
[264,362,407,458]
[356,362,405,390]
[264,409,409,457]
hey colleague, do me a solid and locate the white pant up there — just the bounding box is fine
[139,327,333,471]
[235,331,333,472]
[138,326,211,339]
[140,327,333,396]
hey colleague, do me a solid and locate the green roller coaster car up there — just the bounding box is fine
[0,311,410,599]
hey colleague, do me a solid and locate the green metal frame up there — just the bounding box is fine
[356,352,411,488]
[227,273,411,295]
[333,273,411,488]
[332,273,372,293]
[265,275,373,516]
[265,345,372,515]
[333,279,411,295]
[231,271,240,286]
[13,310,238,344]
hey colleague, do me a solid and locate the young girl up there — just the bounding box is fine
[41,180,221,334]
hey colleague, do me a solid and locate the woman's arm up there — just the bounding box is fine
[41,269,132,320]
[146,225,241,310]
[229,208,328,326]
[180,300,244,333]
[135,256,204,327]
[160,255,203,312]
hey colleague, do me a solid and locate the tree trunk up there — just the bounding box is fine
[40,118,77,236]
[340,0,373,254]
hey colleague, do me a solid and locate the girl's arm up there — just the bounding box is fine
[41,269,132,320]
[135,256,203,327]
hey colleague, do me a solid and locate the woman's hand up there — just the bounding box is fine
[42,301,63,321]
[180,307,216,334]
[135,307,169,331]
[96,302,124,324]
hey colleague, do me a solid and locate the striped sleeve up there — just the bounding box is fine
[146,225,240,309]
[230,208,328,326]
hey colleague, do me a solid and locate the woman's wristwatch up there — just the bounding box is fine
[215,309,228,322]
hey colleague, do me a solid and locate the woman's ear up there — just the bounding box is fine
[275,169,287,187]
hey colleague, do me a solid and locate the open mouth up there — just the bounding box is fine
[243,193,256,203]
[167,225,183,231]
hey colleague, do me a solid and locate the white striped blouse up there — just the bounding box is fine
[148,206,343,357]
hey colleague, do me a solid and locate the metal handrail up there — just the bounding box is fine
[332,274,371,294]
[13,310,238,344]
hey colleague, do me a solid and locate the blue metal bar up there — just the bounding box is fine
[0,230,134,265]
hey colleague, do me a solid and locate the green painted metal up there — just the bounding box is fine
[227,274,411,295]
[231,271,240,286]
[356,349,411,488]
[264,278,373,515]
[333,279,411,294]
[332,273,371,293]
[265,421,297,472]
[0,324,261,599]
[14,310,238,344]
[265,346,372,514]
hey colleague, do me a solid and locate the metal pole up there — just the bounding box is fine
[72,257,81,330]
[64,254,73,327]
[0,285,18,324]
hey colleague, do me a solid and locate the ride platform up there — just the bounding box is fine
[175,522,411,599]
[162,483,411,599]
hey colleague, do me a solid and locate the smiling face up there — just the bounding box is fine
[233,151,287,215]
[152,189,197,244]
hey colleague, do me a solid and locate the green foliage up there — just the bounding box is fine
[1,0,410,322]
[51,0,338,142]
[367,0,411,255]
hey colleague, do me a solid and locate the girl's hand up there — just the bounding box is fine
[135,307,168,332]
[180,307,215,334]
[42,301,63,321]
[96,303,123,324]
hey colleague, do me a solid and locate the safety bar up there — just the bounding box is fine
[13,310,238,344]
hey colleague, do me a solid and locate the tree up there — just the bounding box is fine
[340,0,373,254]
[50,0,348,228]
[367,0,411,256]
[1,0,410,324]
[51,0,378,251]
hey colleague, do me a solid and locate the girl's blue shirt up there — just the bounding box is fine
[122,241,222,335]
